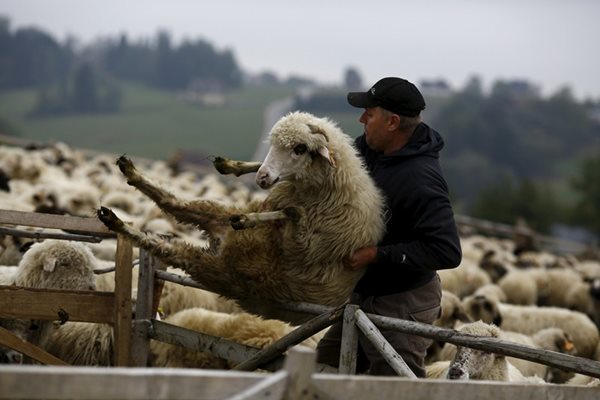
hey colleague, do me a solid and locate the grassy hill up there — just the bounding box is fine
[0,82,297,161]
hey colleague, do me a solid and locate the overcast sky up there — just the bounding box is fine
[2,0,599,99]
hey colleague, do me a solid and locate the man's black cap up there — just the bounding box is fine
[347,77,426,117]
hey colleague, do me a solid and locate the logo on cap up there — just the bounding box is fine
[370,87,376,95]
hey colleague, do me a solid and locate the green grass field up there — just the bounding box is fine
[0,82,299,161]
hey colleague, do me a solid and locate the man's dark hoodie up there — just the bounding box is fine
[354,122,462,296]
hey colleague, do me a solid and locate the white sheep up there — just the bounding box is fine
[441,321,544,383]
[438,258,491,298]
[158,268,242,317]
[461,293,503,326]
[498,302,600,359]
[438,326,575,381]
[497,268,548,305]
[149,307,322,369]
[1,239,99,361]
[426,290,472,363]
[97,111,386,323]
[473,283,507,303]
[38,321,113,366]
[13,239,98,291]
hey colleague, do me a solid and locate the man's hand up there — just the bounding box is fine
[343,246,378,271]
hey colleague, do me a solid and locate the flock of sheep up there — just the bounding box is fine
[1,112,599,388]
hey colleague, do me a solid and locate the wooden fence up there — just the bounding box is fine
[1,209,600,399]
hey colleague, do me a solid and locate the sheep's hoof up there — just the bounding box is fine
[230,215,249,230]
[116,155,135,177]
[283,206,301,221]
[97,206,124,231]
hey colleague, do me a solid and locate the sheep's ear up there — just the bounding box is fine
[307,123,336,167]
[317,145,336,168]
[43,257,57,272]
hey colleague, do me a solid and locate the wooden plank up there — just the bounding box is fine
[281,347,319,400]
[312,375,600,400]
[0,286,114,323]
[225,370,288,400]
[151,258,166,317]
[0,226,103,243]
[355,309,416,378]
[339,304,359,375]
[0,209,114,237]
[0,326,68,366]
[113,234,133,367]
[130,249,155,367]
[233,304,345,372]
[1,364,598,400]
[0,365,264,400]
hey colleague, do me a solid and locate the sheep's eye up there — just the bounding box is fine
[293,144,307,155]
[483,302,493,312]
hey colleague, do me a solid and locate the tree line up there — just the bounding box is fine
[430,77,600,238]
[0,16,243,115]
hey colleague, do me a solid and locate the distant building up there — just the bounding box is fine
[179,78,226,107]
[419,79,453,98]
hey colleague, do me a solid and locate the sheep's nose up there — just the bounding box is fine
[494,315,503,326]
[256,172,270,189]
[447,367,466,380]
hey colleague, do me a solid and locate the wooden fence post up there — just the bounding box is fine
[339,304,359,374]
[113,234,133,367]
[130,249,155,367]
[355,309,416,378]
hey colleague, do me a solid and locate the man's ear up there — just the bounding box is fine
[388,113,401,131]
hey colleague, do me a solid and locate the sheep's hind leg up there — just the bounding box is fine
[97,207,202,266]
[115,155,230,229]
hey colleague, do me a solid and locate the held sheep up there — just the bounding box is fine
[98,111,386,323]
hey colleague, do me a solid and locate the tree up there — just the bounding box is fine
[73,63,99,112]
[344,67,363,90]
[470,175,565,233]
[570,152,600,237]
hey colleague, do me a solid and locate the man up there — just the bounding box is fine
[316,77,462,377]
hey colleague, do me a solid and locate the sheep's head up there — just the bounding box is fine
[447,321,501,380]
[14,240,97,291]
[462,294,502,326]
[256,112,335,189]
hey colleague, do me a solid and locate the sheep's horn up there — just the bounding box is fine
[307,123,329,142]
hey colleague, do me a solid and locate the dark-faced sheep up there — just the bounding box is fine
[442,321,544,383]
[98,111,386,322]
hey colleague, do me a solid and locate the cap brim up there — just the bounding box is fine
[347,92,378,108]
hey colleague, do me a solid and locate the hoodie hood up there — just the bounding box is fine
[381,122,444,163]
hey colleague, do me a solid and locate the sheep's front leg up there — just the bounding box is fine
[229,207,302,230]
[97,207,202,267]
[212,156,262,177]
[115,155,230,230]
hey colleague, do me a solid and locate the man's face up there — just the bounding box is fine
[359,107,392,152]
